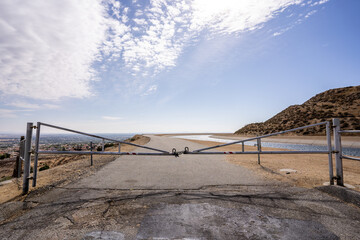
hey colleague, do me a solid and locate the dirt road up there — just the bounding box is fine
[0,136,359,239]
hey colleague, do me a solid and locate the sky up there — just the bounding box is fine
[0,0,359,134]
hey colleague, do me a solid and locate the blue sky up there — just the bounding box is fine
[0,0,359,134]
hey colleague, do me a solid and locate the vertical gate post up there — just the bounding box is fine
[90,141,93,166]
[333,118,343,186]
[102,139,105,152]
[23,122,33,195]
[32,122,41,187]
[326,122,334,185]
[257,138,261,164]
[14,136,25,178]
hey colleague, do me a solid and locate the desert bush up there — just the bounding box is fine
[39,164,50,171]
[104,143,114,148]
[0,153,10,159]
[74,144,82,151]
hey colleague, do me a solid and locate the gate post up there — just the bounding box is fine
[257,138,261,164]
[32,122,41,187]
[90,141,93,166]
[14,136,25,178]
[332,118,343,186]
[326,122,334,185]
[23,122,33,195]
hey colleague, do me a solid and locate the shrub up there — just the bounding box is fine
[39,164,50,171]
[104,143,114,149]
[0,153,10,159]
[74,144,82,151]
[97,142,114,151]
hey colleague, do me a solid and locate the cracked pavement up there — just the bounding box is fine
[0,136,360,239]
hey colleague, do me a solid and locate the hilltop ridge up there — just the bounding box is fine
[235,86,360,136]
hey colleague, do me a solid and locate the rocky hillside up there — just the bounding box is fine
[235,86,360,136]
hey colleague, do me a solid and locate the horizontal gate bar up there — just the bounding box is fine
[193,121,328,153]
[342,155,360,161]
[185,150,330,155]
[339,130,360,133]
[38,150,174,156]
[39,122,169,154]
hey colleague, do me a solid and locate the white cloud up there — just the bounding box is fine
[0,109,17,118]
[5,100,61,110]
[42,104,60,109]
[104,0,307,80]
[102,116,123,120]
[273,25,295,36]
[0,108,32,118]
[190,0,301,34]
[7,101,41,109]
[272,0,327,37]
[1,0,318,100]
[0,0,108,100]
[133,18,147,25]
[141,85,158,96]
[310,0,329,6]
[305,10,317,18]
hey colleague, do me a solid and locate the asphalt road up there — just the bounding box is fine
[0,136,359,239]
[70,135,264,190]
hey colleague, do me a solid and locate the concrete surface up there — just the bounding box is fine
[0,136,360,239]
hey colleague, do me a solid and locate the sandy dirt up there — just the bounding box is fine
[0,159,16,182]
[0,135,150,204]
[183,138,360,191]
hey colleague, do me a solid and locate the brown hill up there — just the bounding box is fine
[235,86,360,136]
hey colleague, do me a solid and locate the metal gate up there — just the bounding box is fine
[19,119,359,194]
[21,122,174,194]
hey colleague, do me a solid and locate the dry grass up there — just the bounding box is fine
[186,139,360,191]
[0,135,150,204]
